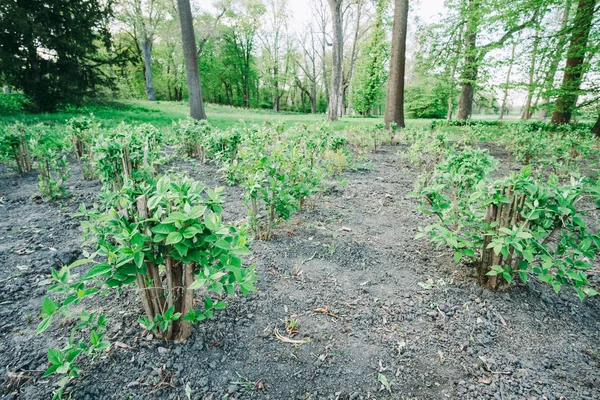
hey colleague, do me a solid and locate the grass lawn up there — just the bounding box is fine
[0,99,435,130]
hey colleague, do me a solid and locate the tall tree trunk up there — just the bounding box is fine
[592,115,600,136]
[499,40,517,120]
[177,0,207,120]
[140,40,156,101]
[538,0,572,121]
[551,0,597,124]
[327,0,343,121]
[522,25,541,120]
[384,0,409,128]
[456,0,479,121]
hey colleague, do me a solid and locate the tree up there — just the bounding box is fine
[593,114,600,136]
[296,22,320,113]
[538,0,572,121]
[499,38,518,120]
[118,0,167,101]
[261,0,289,112]
[176,0,207,120]
[0,0,112,111]
[384,0,409,128]
[327,0,344,121]
[455,0,540,120]
[350,0,389,115]
[551,0,598,124]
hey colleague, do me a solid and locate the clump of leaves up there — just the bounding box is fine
[173,118,213,161]
[38,174,256,398]
[66,115,99,180]
[413,146,600,299]
[92,123,164,190]
[0,122,32,173]
[29,124,71,199]
[227,124,329,240]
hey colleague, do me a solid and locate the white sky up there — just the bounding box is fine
[285,0,445,27]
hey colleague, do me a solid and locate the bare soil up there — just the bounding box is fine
[1,144,600,400]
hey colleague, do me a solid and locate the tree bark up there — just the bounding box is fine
[551,0,597,124]
[538,0,572,121]
[384,0,409,129]
[522,24,541,120]
[456,0,479,121]
[177,0,207,120]
[327,0,344,121]
[499,40,517,120]
[593,115,600,136]
[140,40,156,101]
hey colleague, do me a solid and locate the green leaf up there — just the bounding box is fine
[182,226,200,239]
[36,316,52,334]
[48,349,63,365]
[215,239,230,250]
[68,258,93,269]
[213,301,227,310]
[501,272,512,285]
[174,242,189,257]
[42,297,57,316]
[204,296,213,310]
[453,251,462,263]
[152,223,177,235]
[187,279,208,290]
[522,250,534,263]
[134,252,144,268]
[165,231,183,245]
[84,263,112,280]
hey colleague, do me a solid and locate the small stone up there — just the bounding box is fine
[227,384,238,394]
[438,304,450,313]
[158,347,169,355]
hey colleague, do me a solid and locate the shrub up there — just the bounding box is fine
[0,122,32,173]
[173,118,213,160]
[413,151,600,299]
[38,174,257,397]
[92,123,164,190]
[227,124,329,240]
[0,93,31,115]
[66,115,100,180]
[29,124,71,199]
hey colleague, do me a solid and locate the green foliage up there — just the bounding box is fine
[66,115,101,180]
[0,93,31,115]
[92,123,164,189]
[412,144,600,299]
[0,0,113,111]
[0,122,33,173]
[173,118,213,159]
[39,174,256,396]
[405,78,450,119]
[225,123,336,239]
[350,0,390,115]
[28,124,71,199]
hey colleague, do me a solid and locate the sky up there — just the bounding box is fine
[286,0,445,28]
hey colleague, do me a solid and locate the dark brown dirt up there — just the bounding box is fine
[1,145,600,400]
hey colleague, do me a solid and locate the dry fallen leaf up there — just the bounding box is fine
[313,306,339,319]
[273,328,310,345]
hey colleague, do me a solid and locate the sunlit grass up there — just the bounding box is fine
[0,99,434,130]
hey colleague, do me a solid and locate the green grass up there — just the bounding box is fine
[0,99,435,131]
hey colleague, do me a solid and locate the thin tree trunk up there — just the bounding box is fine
[456,0,479,121]
[140,40,156,101]
[384,0,409,129]
[551,0,597,124]
[538,0,572,121]
[593,115,600,136]
[327,0,344,121]
[499,40,517,120]
[522,25,541,120]
[177,0,207,120]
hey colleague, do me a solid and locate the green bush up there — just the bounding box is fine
[0,122,32,173]
[413,147,600,299]
[38,174,257,398]
[0,93,31,115]
[172,118,213,160]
